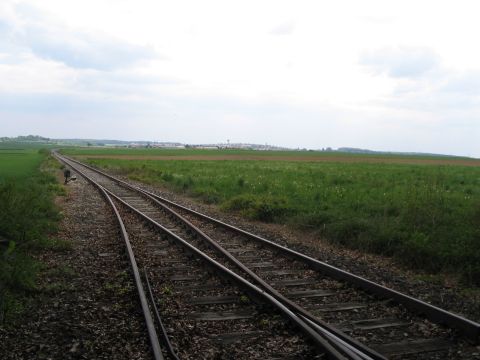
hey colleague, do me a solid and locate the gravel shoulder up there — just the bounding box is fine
[122,176,480,324]
[0,173,151,359]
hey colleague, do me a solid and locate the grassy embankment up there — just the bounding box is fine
[63,148,480,286]
[0,146,64,323]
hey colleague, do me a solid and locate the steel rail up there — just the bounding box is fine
[144,268,181,360]
[61,154,480,343]
[55,153,350,360]
[56,154,171,360]
[72,167,165,360]
[57,153,381,359]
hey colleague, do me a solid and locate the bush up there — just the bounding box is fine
[223,194,291,222]
[222,194,257,212]
[293,211,332,230]
[326,218,371,246]
[193,188,221,204]
[37,148,50,155]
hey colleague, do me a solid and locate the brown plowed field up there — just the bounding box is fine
[77,154,480,166]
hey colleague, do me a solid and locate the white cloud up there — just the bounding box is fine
[359,47,439,78]
[0,54,76,93]
[0,0,479,157]
[0,3,157,70]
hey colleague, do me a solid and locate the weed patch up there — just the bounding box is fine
[223,194,291,222]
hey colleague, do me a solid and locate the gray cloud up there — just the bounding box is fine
[0,5,158,70]
[360,47,439,78]
[0,89,478,157]
[359,48,479,143]
[386,68,480,112]
[24,27,156,70]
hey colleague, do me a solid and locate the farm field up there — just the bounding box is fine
[64,147,480,285]
[61,147,480,166]
[0,149,46,181]
[0,141,61,180]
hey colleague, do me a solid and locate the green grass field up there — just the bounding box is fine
[0,149,45,180]
[65,147,480,286]
[0,145,63,323]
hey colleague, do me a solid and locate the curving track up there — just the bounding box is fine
[55,152,480,360]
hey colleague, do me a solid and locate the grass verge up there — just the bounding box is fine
[0,149,64,324]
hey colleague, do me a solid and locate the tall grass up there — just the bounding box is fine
[0,151,63,323]
[87,158,480,285]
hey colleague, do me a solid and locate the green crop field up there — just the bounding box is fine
[0,141,60,180]
[65,147,480,285]
[61,146,473,161]
[0,149,45,181]
[61,147,370,157]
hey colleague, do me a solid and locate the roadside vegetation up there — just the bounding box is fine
[73,150,480,286]
[0,147,64,324]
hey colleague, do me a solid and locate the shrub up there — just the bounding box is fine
[223,194,291,222]
[222,194,257,212]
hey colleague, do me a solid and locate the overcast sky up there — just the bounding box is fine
[1,0,479,156]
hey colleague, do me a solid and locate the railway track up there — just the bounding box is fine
[55,154,352,359]
[55,152,480,359]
